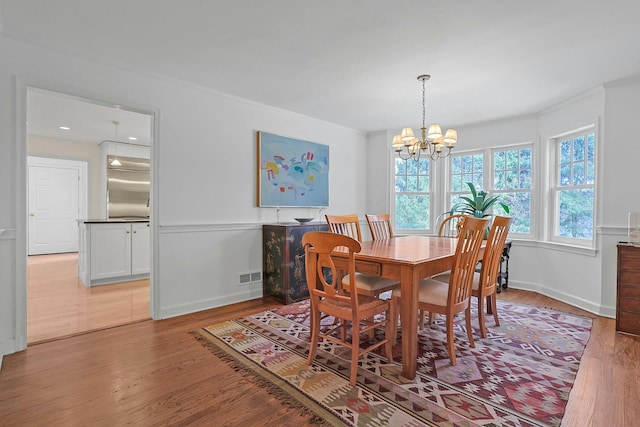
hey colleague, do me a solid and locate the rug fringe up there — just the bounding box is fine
[190,330,335,426]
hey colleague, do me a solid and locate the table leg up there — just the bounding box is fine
[400,266,418,380]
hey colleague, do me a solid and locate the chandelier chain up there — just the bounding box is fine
[422,78,426,129]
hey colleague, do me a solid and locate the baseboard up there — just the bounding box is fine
[158,287,264,319]
[507,280,615,318]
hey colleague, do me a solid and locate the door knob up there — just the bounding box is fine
[29,213,35,217]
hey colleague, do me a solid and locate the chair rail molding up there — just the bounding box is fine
[0,228,16,240]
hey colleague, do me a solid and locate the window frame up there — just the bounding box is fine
[390,153,435,235]
[490,143,535,239]
[448,150,485,205]
[548,125,597,248]
[444,143,535,240]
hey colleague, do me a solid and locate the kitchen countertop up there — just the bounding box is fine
[80,219,150,223]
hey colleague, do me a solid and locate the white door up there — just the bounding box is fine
[28,157,87,255]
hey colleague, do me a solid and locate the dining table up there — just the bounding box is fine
[328,235,464,380]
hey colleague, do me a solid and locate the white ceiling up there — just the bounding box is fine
[27,88,152,145]
[4,0,640,142]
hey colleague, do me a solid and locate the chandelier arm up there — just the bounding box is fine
[397,150,412,161]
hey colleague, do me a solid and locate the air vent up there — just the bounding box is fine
[239,271,262,285]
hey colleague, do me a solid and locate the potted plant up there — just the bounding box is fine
[451,182,510,238]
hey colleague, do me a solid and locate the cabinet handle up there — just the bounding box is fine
[133,231,137,233]
[126,231,130,234]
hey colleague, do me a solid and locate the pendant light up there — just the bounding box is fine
[110,121,122,167]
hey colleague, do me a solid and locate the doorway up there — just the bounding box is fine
[25,87,153,344]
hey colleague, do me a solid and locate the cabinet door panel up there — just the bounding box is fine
[90,224,132,280]
[131,223,150,275]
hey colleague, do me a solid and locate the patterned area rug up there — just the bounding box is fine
[193,299,592,426]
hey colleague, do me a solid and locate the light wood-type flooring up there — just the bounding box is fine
[2,288,639,426]
[27,253,150,343]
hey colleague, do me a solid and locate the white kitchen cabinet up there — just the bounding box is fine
[131,222,151,275]
[100,141,150,160]
[78,221,150,287]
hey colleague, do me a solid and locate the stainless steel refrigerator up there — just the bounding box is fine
[106,155,150,219]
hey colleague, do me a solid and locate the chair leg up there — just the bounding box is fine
[491,293,500,327]
[340,318,347,341]
[384,309,394,362]
[476,294,487,339]
[446,314,457,366]
[389,296,399,345]
[465,306,475,348]
[350,323,360,387]
[367,316,375,339]
[307,307,320,366]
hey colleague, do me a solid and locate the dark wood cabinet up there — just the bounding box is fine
[616,243,640,336]
[262,222,328,304]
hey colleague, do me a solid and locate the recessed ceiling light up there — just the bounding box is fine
[128,136,138,141]
[59,126,70,130]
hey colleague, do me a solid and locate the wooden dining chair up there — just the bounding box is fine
[389,216,489,366]
[325,214,399,297]
[437,213,467,238]
[433,216,512,338]
[302,231,394,386]
[365,213,394,240]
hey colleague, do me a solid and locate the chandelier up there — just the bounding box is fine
[392,74,457,161]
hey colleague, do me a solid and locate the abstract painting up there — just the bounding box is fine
[257,131,329,207]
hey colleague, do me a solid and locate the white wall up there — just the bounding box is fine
[365,130,392,217]
[601,75,640,312]
[0,34,367,355]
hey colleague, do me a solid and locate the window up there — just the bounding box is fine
[394,157,432,231]
[446,146,534,238]
[449,152,484,209]
[552,129,596,243]
[492,146,533,234]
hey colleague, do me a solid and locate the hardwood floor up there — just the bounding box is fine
[1,289,638,426]
[27,253,150,343]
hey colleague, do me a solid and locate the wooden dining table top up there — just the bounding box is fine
[354,235,459,264]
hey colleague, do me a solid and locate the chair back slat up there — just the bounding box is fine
[325,214,362,241]
[479,216,512,293]
[447,216,490,307]
[365,213,394,240]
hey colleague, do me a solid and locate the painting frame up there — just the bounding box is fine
[257,131,330,208]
